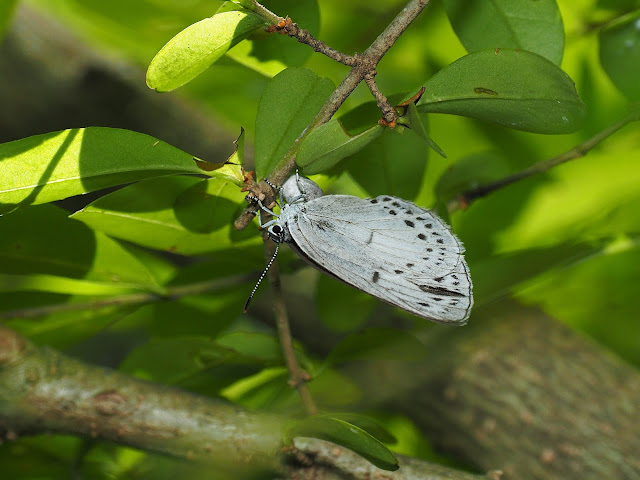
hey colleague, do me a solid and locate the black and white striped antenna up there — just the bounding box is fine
[244,241,280,313]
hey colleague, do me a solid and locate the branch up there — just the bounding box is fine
[342,301,640,479]
[263,236,318,415]
[234,0,431,230]
[449,108,640,211]
[0,326,494,480]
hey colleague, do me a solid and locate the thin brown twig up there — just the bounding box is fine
[449,108,640,212]
[234,0,431,230]
[262,234,318,415]
[364,71,396,124]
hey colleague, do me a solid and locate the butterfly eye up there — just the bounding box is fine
[271,225,283,234]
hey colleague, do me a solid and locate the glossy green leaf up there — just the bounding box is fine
[6,304,147,349]
[345,126,428,200]
[435,151,511,203]
[0,204,161,288]
[470,242,601,305]
[297,119,384,174]
[71,176,259,255]
[120,334,281,384]
[254,67,335,178]
[0,273,152,295]
[224,0,320,77]
[316,275,376,332]
[417,49,586,134]
[326,413,397,445]
[0,128,204,214]
[146,11,267,92]
[404,103,446,158]
[285,415,399,471]
[0,0,17,38]
[326,328,426,366]
[599,10,640,101]
[120,336,227,383]
[444,0,564,65]
[213,332,282,364]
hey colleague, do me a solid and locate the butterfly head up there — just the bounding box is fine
[267,218,291,244]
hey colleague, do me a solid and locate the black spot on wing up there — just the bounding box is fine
[370,198,378,204]
[392,201,401,207]
[382,197,392,202]
[372,271,380,283]
[418,233,427,240]
[389,210,397,215]
[419,285,465,297]
[406,263,414,268]
[394,269,403,274]
[405,220,415,227]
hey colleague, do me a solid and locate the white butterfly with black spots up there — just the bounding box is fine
[260,175,473,325]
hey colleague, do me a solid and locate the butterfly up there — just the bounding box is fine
[248,175,473,325]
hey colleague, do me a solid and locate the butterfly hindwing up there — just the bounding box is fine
[281,194,473,324]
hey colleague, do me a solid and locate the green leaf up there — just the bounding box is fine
[254,67,335,178]
[297,120,385,174]
[120,336,229,383]
[0,273,152,295]
[285,415,399,471]
[0,204,161,288]
[345,127,428,200]
[471,242,601,305]
[417,49,586,134]
[444,0,564,65]
[404,103,447,158]
[146,11,267,92]
[325,413,397,445]
[71,176,259,255]
[224,0,321,77]
[0,128,204,214]
[435,151,512,203]
[121,333,282,385]
[599,10,640,101]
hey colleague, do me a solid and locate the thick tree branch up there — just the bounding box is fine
[0,327,283,470]
[0,326,494,480]
[344,301,640,479]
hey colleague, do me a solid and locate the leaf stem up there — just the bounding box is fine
[449,108,640,212]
